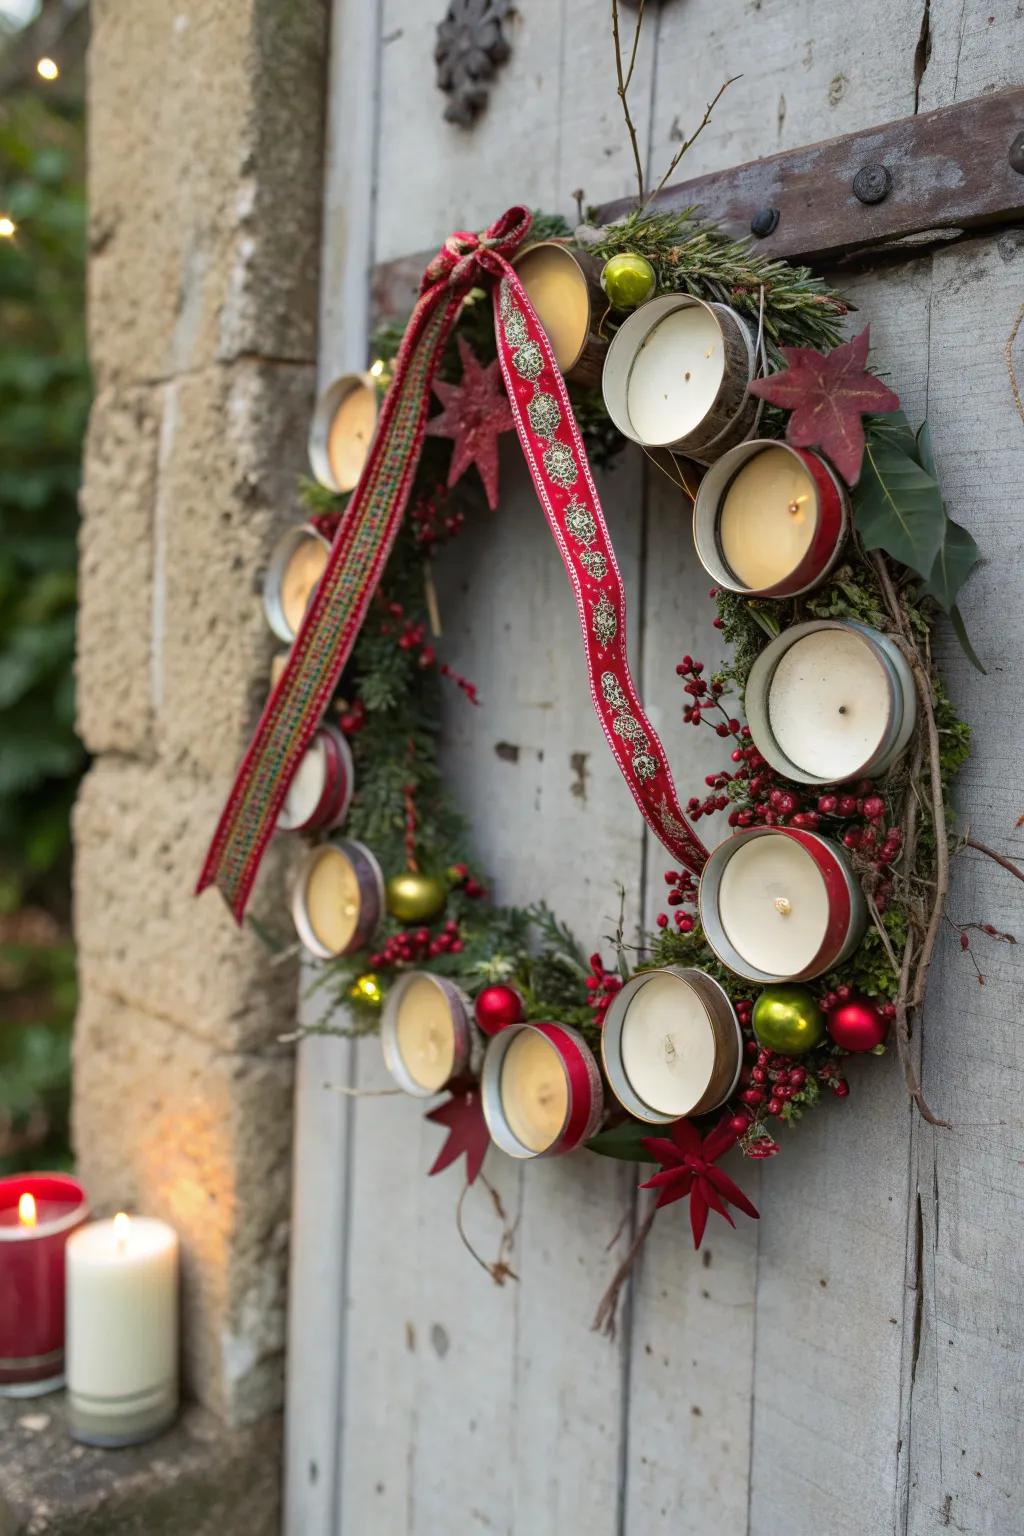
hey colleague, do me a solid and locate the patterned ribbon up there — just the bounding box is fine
[198,207,707,922]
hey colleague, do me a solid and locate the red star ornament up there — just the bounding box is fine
[748,325,899,486]
[424,335,514,510]
[425,1086,490,1185]
[640,1116,759,1250]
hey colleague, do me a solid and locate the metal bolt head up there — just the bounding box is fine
[852,164,893,205]
[1009,130,1024,175]
[750,207,780,238]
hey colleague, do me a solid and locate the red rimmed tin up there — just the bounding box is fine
[693,439,849,598]
[0,1173,88,1396]
[380,971,479,1098]
[481,1022,604,1160]
[277,723,353,834]
[698,827,867,984]
[290,838,384,960]
[262,516,340,644]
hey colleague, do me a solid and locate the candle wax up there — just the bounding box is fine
[514,245,590,371]
[280,536,328,637]
[327,383,376,492]
[278,735,326,830]
[769,628,890,780]
[718,446,816,589]
[626,305,724,444]
[395,977,455,1093]
[0,1198,79,1230]
[719,835,829,976]
[500,1030,568,1153]
[619,973,716,1117]
[304,846,361,955]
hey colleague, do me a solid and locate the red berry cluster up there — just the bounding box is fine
[449,861,486,900]
[408,489,465,552]
[819,981,896,1022]
[656,867,697,932]
[730,1004,812,1121]
[584,952,622,1024]
[337,698,367,735]
[369,919,464,970]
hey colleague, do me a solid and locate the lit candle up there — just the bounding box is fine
[0,1174,88,1396]
[699,827,866,983]
[602,968,742,1123]
[277,724,353,833]
[481,1022,604,1159]
[308,374,379,494]
[66,1213,178,1447]
[626,304,725,444]
[745,620,916,785]
[380,971,475,1097]
[513,242,603,381]
[291,839,384,959]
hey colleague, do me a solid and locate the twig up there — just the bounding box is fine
[867,897,901,976]
[591,1198,658,1338]
[1005,298,1024,430]
[964,837,1024,884]
[641,76,742,214]
[611,0,646,203]
[455,1176,519,1285]
[896,637,950,1014]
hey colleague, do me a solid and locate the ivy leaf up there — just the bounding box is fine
[748,326,900,486]
[950,605,986,675]
[586,1120,659,1164]
[919,518,980,614]
[853,434,946,580]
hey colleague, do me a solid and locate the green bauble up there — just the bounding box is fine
[600,252,657,311]
[752,986,826,1056]
[386,871,448,925]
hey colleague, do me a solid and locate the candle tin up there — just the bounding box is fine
[601,967,743,1125]
[277,723,354,834]
[291,838,385,960]
[380,971,478,1098]
[601,294,759,465]
[262,516,339,644]
[0,1173,88,1396]
[699,827,867,984]
[693,440,850,598]
[511,240,608,387]
[745,620,917,786]
[481,1022,604,1160]
[308,372,379,494]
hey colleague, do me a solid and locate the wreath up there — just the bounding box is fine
[199,11,1021,1326]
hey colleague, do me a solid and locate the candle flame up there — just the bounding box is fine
[17,1192,37,1227]
[113,1211,131,1250]
[774,896,792,916]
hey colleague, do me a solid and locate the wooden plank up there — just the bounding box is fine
[597,87,1024,265]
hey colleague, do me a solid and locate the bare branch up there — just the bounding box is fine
[641,75,742,214]
[964,837,1024,884]
[611,0,647,203]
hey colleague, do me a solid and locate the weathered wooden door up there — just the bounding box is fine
[285,4,1024,1532]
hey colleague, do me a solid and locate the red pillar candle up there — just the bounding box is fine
[0,1172,88,1396]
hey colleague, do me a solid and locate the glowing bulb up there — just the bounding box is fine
[369,359,385,378]
[0,217,16,239]
[18,1192,37,1227]
[36,57,59,81]
[113,1211,131,1251]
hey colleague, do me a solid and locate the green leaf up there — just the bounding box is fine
[919,517,980,614]
[915,419,937,479]
[585,1120,659,1164]
[950,605,987,675]
[853,436,946,580]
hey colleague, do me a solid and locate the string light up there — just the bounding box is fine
[369,359,385,378]
[36,57,59,81]
[0,217,16,239]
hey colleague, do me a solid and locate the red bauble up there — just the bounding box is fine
[474,984,525,1036]
[827,996,889,1053]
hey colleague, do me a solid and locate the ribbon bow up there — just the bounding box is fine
[420,207,532,293]
[640,1118,759,1249]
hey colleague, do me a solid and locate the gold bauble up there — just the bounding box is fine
[385,871,448,925]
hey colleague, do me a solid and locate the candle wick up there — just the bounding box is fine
[774,896,792,916]
[663,1033,677,1063]
[838,705,847,715]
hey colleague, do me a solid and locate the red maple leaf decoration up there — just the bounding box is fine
[748,325,899,486]
[425,1086,489,1185]
[424,335,514,510]
[640,1117,759,1249]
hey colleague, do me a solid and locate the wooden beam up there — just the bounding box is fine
[596,87,1024,265]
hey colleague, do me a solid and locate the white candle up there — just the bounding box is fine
[394,975,456,1093]
[66,1213,178,1447]
[514,244,591,372]
[499,1029,569,1153]
[768,627,891,781]
[303,845,362,955]
[718,446,816,589]
[619,972,717,1117]
[277,734,328,831]
[327,380,376,492]
[626,305,724,444]
[280,534,328,637]
[719,834,829,977]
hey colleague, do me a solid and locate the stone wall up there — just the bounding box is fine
[74,0,328,1431]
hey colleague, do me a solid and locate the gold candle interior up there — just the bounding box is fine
[718,446,817,589]
[514,245,590,372]
[499,1029,568,1153]
[395,976,456,1093]
[327,382,376,492]
[280,536,329,636]
[304,846,361,955]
